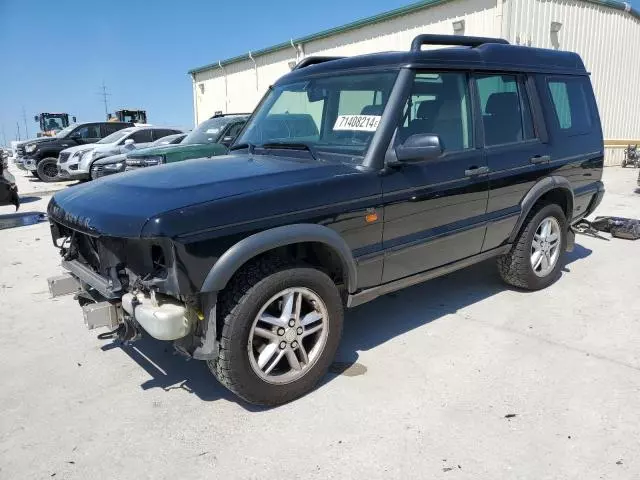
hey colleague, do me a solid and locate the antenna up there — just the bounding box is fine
[21,106,29,138]
[97,81,112,120]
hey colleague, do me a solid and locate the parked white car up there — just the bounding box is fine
[57,126,183,180]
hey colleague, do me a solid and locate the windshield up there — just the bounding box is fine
[183,117,235,145]
[97,129,132,144]
[235,72,398,160]
[150,133,184,146]
[55,125,76,138]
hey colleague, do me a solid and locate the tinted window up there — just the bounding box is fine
[72,124,100,139]
[226,122,245,139]
[152,129,180,141]
[129,130,153,143]
[547,77,593,134]
[103,123,127,136]
[397,72,472,152]
[476,74,535,146]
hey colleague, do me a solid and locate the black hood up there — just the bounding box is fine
[48,153,368,238]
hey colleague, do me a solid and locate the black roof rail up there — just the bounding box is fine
[410,34,509,51]
[293,56,345,70]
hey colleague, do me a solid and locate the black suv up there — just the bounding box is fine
[47,35,604,406]
[21,121,133,181]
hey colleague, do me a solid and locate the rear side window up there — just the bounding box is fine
[152,129,180,141]
[129,130,153,143]
[103,123,127,136]
[546,77,593,135]
[476,74,535,146]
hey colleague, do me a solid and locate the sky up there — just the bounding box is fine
[0,0,413,143]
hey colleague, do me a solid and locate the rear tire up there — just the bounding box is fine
[208,258,344,406]
[36,157,60,182]
[497,203,567,290]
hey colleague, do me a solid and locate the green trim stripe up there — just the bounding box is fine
[188,0,640,75]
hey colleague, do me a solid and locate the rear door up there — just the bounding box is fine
[477,73,549,251]
[381,71,489,283]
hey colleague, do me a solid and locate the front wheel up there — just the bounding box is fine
[208,260,344,406]
[497,203,567,290]
[36,157,60,182]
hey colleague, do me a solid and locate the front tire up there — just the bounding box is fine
[208,259,344,406]
[497,203,567,290]
[36,157,60,182]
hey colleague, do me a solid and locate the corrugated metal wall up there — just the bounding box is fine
[503,0,640,164]
[193,0,640,164]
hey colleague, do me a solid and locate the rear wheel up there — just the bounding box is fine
[36,157,59,182]
[497,203,567,290]
[208,259,343,406]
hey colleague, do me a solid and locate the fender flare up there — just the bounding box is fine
[200,223,358,294]
[508,176,574,243]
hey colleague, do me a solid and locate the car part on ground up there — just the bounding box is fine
[46,34,605,406]
[622,144,639,168]
[586,216,640,240]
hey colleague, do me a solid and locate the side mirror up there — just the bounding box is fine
[124,139,135,146]
[394,134,443,163]
[72,116,77,123]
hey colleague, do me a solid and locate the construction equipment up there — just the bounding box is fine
[108,109,148,124]
[34,113,76,137]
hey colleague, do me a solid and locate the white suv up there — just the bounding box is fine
[58,126,183,180]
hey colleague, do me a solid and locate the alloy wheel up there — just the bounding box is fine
[248,287,329,384]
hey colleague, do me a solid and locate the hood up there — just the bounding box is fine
[22,137,52,146]
[61,144,96,155]
[128,142,223,158]
[48,153,362,238]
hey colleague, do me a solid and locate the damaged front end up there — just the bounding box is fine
[46,219,219,360]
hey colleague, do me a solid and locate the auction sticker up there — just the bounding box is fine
[333,115,381,132]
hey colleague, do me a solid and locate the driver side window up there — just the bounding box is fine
[73,125,100,139]
[397,72,472,152]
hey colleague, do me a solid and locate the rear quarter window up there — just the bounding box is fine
[546,77,595,136]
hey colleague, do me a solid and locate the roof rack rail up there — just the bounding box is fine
[410,34,509,51]
[293,56,345,70]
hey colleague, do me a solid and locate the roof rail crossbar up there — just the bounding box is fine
[410,34,509,51]
[293,56,345,70]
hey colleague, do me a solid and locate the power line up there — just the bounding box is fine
[97,81,112,120]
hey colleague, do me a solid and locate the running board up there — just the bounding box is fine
[347,244,512,308]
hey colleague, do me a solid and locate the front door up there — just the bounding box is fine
[381,71,488,283]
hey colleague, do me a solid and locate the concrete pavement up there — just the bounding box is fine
[0,167,639,480]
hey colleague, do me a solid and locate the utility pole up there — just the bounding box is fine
[97,81,111,120]
[16,122,21,141]
[1,125,7,147]
[22,106,29,138]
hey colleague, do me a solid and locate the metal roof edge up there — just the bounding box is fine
[188,0,640,76]
[187,0,449,75]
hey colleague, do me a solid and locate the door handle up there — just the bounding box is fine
[530,155,550,164]
[464,166,490,177]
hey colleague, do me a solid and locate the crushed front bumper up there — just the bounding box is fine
[48,261,195,341]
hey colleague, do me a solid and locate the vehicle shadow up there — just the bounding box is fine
[106,243,591,410]
[18,196,42,204]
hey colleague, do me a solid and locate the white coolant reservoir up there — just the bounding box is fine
[121,292,193,340]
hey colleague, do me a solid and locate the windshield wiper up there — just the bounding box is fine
[229,142,255,153]
[260,142,317,161]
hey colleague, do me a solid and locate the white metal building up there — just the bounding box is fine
[189,0,640,165]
